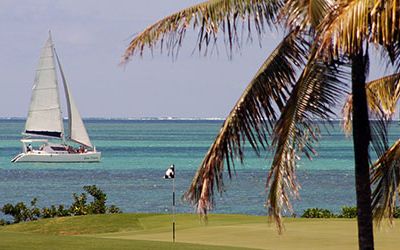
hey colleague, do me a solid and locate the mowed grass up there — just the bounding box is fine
[1,213,400,249]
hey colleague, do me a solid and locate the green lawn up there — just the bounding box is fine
[0,214,399,249]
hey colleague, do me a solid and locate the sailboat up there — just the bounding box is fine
[11,32,101,163]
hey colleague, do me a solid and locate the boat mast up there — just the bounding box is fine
[49,31,66,144]
[54,48,71,143]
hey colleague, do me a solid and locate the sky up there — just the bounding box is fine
[0,0,283,118]
[0,1,392,119]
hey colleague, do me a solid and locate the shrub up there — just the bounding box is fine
[1,186,121,224]
[84,185,107,214]
[1,198,40,223]
[70,193,88,216]
[41,205,70,218]
[108,205,122,214]
[56,205,71,217]
[41,205,57,219]
[394,207,400,218]
[339,206,357,218]
[301,208,336,218]
[0,219,8,226]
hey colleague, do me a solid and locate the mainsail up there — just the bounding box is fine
[24,32,93,148]
[55,50,93,148]
[24,33,64,138]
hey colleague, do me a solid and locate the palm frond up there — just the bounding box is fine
[319,0,371,58]
[370,1,400,55]
[340,73,400,225]
[341,73,400,135]
[369,107,390,177]
[319,0,400,61]
[267,53,349,233]
[367,77,400,227]
[371,139,400,225]
[367,73,400,117]
[184,30,309,218]
[342,95,353,136]
[281,0,334,31]
[367,74,398,163]
[122,0,283,61]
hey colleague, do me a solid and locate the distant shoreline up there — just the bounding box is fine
[1,117,397,122]
[0,117,226,121]
[0,117,225,121]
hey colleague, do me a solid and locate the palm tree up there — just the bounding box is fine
[343,72,400,240]
[318,2,400,248]
[122,1,400,249]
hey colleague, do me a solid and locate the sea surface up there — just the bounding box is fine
[0,119,399,218]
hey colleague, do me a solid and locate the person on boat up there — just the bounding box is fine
[27,144,33,152]
[67,146,75,154]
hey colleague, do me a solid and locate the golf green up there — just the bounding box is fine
[0,214,399,249]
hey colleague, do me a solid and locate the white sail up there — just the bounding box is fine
[55,50,93,148]
[12,32,101,163]
[24,33,64,138]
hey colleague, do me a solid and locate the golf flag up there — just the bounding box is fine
[164,164,175,179]
[164,164,176,242]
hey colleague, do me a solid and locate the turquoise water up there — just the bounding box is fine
[0,119,399,216]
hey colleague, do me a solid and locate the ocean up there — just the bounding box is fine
[0,119,399,217]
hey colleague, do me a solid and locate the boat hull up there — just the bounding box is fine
[11,151,101,163]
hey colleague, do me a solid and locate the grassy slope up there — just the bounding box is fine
[0,232,246,250]
[1,214,400,250]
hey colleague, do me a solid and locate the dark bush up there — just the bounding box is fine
[339,206,357,218]
[1,198,40,223]
[394,207,400,218]
[301,208,336,218]
[108,205,122,214]
[42,205,70,219]
[70,193,88,216]
[84,185,107,214]
[56,205,71,217]
[1,185,121,224]
[41,205,57,219]
[0,219,7,226]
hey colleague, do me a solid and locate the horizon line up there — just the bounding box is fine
[0,117,384,122]
[0,116,227,121]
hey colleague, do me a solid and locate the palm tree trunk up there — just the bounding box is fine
[351,49,374,250]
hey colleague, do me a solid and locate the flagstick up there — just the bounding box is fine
[172,176,176,243]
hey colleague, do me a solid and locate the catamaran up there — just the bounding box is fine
[11,32,101,163]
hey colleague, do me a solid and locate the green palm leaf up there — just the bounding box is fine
[184,30,309,218]
[122,0,283,61]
